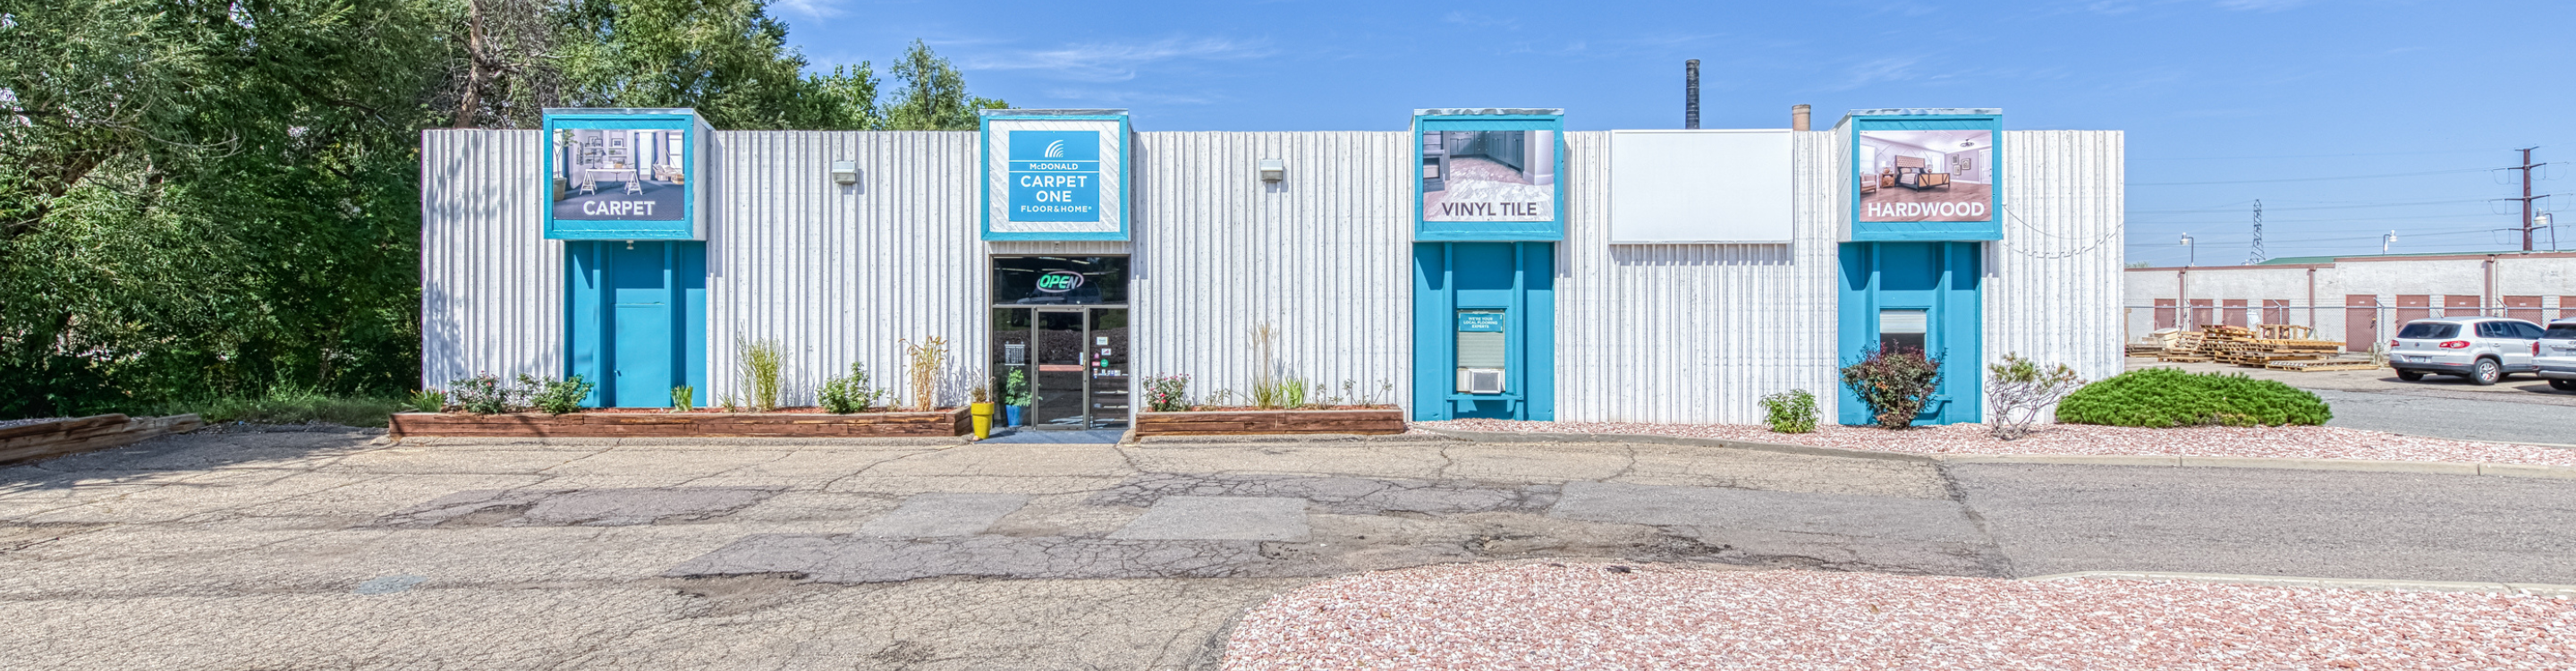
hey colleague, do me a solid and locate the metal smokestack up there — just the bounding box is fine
[1685,60,1699,130]
[1792,104,1811,132]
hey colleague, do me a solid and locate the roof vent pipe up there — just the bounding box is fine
[1685,60,1700,130]
[1792,105,1811,132]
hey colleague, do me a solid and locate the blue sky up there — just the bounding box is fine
[776,0,2576,264]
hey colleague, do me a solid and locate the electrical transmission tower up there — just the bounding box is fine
[2246,200,2264,264]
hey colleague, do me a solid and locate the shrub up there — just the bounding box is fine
[448,372,524,415]
[523,374,593,415]
[818,362,886,414]
[1145,374,1191,412]
[1986,353,2085,440]
[1758,390,1818,434]
[672,385,695,412]
[2055,368,2332,428]
[735,336,785,412]
[405,388,448,413]
[1840,346,1943,429]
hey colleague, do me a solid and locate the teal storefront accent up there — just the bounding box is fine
[1411,242,1554,420]
[1413,110,1564,242]
[1836,242,1981,426]
[540,109,710,241]
[1844,111,2002,242]
[566,241,708,407]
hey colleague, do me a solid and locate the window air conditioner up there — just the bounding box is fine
[1458,368,1505,395]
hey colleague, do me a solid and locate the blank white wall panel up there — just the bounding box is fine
[420,130,562,389]
[707,131,986,407]
[1558,131,1844,423]
[1128,132,1414,409]
[1610,130,1793,244]
[1985,130,2126,417]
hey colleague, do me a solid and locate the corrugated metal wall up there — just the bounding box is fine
[419,130,561,389]
[705,131,986,406]
[1555,131,1846,423]
[422,127,2122,422]
[1986,130,2127,394]
[1126,132,1414,407]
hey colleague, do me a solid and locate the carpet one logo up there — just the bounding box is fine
[1008,131,1101,222]
[1856,130,1994,223]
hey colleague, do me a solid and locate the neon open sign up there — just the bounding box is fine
[1036,271,1085,293]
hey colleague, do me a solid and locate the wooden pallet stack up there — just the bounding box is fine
[2156,324,2365,370]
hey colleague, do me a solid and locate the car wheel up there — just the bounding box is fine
[2553,379,2576,392]
[2469,359,2502,386]
[2396,369,2426,381]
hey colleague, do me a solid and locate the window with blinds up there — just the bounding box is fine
[1456,310,1506,394]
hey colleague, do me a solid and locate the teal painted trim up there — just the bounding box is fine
[563,241,708,408]
[541,114,699,241]
[676,242,708,405]
[565,242,608,406]
[1411,244,1452,420]
[543,223,698,241]
[979,115,1132,241]
[1415,225,1564,242]
[1850,226,2005,242]
[1520,242,1556,421]
[979,230,1131,241]
[1415,115,1561,124]
[1835,242,1984,426]
[1848,114,2002,242]
[1407,242,1555,420]
[1414,116,1566,242]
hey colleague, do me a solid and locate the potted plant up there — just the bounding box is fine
[1003,369,1031,426]
[969,384,995,439]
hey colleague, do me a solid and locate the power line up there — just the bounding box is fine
[2131,167,2496,187]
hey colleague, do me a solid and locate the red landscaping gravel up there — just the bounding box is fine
[1224,563,2576,671]
[1416,420,2576,467]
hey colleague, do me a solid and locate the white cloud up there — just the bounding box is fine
[772,0,843,19]
[968,38,1272,82]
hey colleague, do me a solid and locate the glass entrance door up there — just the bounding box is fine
[1032,310,1089,428]
[991,308,1130,430]
[989,256,1132,430]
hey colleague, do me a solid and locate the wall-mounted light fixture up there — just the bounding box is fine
[830,160,860,186]
[1258,158,1285,183]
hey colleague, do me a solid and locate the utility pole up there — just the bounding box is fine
[2506,147,2546,251]
[2246,200,2264,264]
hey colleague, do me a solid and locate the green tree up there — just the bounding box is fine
[885,39,1009,131]
[0,0,447,415]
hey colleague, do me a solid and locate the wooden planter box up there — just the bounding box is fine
[1133,408,1406,437]
[1,414,204,465]
[390,407,970,438]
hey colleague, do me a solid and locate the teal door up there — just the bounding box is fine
[568,241,706,407]
[1837,242,1981,425]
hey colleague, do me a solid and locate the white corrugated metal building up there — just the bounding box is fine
[420,107,2123,429]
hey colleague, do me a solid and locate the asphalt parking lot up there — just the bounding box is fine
[4,427,2572,669]
[2129,359,2576,445]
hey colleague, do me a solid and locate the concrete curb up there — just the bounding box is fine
[1936,454,2576,479]
[1128,432,1464,446]
[1410,428,1936,463]
[2022,570,2576,598]
[387,436,972,447]
[1411,429,2576,479]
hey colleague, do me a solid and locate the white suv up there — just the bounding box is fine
[2387,316,2545,386]
[2539,319,2576,392]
